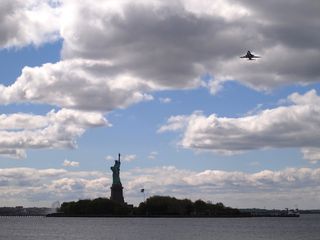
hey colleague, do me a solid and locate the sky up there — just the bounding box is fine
[0,0,320,209]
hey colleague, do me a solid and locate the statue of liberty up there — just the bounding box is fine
[111,153,121,185]
[110,153,124,203]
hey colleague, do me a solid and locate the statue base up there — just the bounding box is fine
[110,184,124,204]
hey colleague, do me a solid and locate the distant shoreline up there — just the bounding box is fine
[46,212,300,218]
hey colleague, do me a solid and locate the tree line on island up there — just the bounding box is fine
[57,196,243,217]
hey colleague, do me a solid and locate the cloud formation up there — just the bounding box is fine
[106,154,136,162]
[2,0,318,113]
[0,0,60,48]
[148,151,158,160]
[160,90,320,162]
[105,155,114,161]
[0,60,153,112]
[159,97,172,104]
[0,109,108,158]
[0,167,108,205]
[1,166,319,208]
[59,0,320,91]
[63,159,80,167]
[0,0,319,159]
[122,154,137,162]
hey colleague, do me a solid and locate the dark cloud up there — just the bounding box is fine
[62,3,226,88]
[2,0,319,110]
[61,0,320,93]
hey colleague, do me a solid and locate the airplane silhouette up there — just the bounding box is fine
[240,51,261,60]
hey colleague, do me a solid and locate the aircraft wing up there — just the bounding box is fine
[240,55,247,58]
[252,55,261,58]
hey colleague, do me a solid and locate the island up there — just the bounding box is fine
[48,195,246,217]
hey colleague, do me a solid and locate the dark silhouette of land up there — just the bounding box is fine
[49,195,247,217]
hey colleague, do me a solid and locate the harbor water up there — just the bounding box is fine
[0,214,319,240]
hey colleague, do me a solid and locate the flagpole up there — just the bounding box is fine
[141,188,146,202]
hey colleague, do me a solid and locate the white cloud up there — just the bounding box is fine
[0,149,26,159]
[160,90,320,162]
[301,148,320,164]
[0,60,154,112]
[0,0,60,48]
[183,0,251,20]
[158,114,191,133]
[122,154,137,162]
[63,160,79,167]
[0,108,108,158]
[105,155,114,161]
[106,154,136,162]
[159,97,171,104]
[0,167,108,205]
[0,113,48,130]
[148,151,158,160]
[124,166,320,208]
[1,166,319,208]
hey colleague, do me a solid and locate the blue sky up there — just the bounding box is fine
[0,0,320,209]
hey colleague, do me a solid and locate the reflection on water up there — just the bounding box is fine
[0,214,319,240]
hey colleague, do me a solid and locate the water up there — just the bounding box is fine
[0,215,319,240]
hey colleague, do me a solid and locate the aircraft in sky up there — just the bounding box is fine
[240,51,261,60]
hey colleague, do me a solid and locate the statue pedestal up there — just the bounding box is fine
[110,184,124,204]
